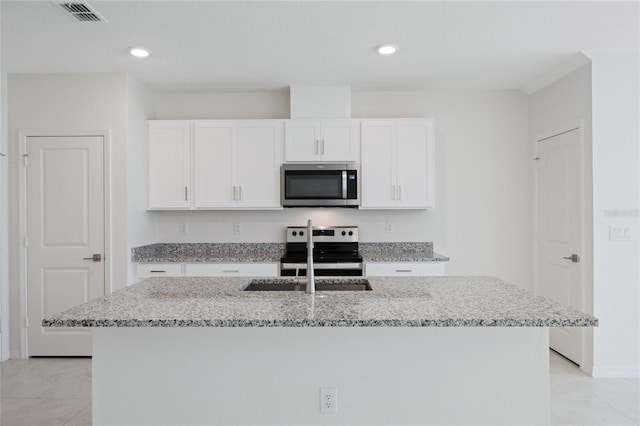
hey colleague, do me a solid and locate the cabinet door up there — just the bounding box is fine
[396,119,435,208]
[320,120,357,162]
[136,263,184,278]
[365,262,445,276]
[236,121,282,209]
[284,120,321,162]
[148,121,191,209]
[360,120,396,208]
[193,121,236,208]
[184,263,278,277]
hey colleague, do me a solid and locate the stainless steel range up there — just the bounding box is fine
[280,226,363,276]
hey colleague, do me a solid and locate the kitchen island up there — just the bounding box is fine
[44,276,597,426]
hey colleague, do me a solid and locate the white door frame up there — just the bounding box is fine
[532,119,587,363]
[18,129,112,358]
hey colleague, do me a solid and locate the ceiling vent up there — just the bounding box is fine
[53,1,107,22]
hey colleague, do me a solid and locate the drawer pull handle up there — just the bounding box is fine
[223,270,240,273]
[150,270,166,273]
[395,269,412,273]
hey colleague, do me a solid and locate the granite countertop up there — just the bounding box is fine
[132,242,449,263]
[43,276,597,328]
[132,243,285,263]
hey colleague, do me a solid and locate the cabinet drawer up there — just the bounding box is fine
[365,262,445,276]
[136,263,184,278]
[184,263,278,277]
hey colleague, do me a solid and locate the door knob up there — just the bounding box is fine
[562,254,579,263]
[83,254,102,262]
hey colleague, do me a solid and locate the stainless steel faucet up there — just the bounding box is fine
[306,219,315,294]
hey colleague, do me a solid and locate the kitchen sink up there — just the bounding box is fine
[243,278,372,292]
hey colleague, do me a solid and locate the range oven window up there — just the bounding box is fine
[285,171,344,199]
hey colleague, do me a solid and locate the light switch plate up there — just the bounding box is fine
[609,225,632,241]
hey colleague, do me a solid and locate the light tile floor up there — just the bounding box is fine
[0,350,637,425]
[549,350,639,425]
[1,357,91,426]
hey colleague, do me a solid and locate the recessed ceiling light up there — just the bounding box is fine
[376,44,398,55]
[129,47,150,58]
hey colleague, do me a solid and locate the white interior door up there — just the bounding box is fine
[538,128,583,364]
[26,135,105,356]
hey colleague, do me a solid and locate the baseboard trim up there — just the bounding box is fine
[591,365,639,378]
[9,349,22,360]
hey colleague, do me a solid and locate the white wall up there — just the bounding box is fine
[7,73,130,355]
[154,90,532,289]
[126,76,157,284]
[156,92,290,119]
[1,64,8,361]
[528,63,594,371]
[0,7,9,361]
[587,51,639,377]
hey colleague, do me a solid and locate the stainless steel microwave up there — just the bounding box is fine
[281,163,359,207]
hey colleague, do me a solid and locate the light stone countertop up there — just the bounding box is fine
[131,242,449,263]
[43,276,597,328]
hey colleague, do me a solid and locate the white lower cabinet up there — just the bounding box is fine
[184,263,278,277]
[136,263,279,279]
[136,263,184,278]
[365,262,445,276]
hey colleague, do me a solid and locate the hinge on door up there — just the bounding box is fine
[25,317,29,328]
[24,236,29,247]
[23,154,28,166]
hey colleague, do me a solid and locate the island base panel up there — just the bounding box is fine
[93,327,550,425]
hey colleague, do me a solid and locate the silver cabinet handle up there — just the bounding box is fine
[395,269,412,273]
[321,139,325,155]
[222,270,240,273]
[314,140,319,155]
[563,254,580,263]
[150,270,166,273]
[184,186,188,201]
[83,254,102,262]
[392,185,396,200]
[233,186,237,200]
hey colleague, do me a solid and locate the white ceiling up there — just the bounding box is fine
[2,1,638,94]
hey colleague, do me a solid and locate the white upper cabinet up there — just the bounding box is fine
[284,119,357,162]
[360,118,435,209]
[149,120,282,210]
[193,120,282,209]
[193,121,236,208]
[148,121,192,209]
[235,122,282,208]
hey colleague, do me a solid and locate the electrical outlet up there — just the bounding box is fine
[320,386,337,414]
[233,223,242,235]
[179,223,189,235]
[385,222,394,233]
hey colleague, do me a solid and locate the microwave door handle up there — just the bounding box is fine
[342,171,348,199]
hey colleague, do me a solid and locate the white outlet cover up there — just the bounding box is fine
[320,386,337,414]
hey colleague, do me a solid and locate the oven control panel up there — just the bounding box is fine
[286,226,358,243]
